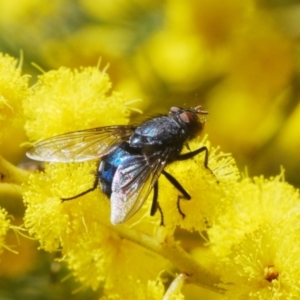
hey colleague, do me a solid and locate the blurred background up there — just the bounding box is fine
[0,0,300,299]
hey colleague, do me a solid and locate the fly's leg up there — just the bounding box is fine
[163,146,214,219]
[61,175,98,201]
[178,145,215,177]
[162,170,191,218]
[177,145,210,168]
[150,181,164,226]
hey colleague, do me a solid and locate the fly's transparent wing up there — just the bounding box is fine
[110,149,170,224]
[26,125,136,162]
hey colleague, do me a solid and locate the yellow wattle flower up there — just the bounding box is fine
[209,172,300,297]
[0,53,29,145]
[0,208,10,254]
[23,65,131,142]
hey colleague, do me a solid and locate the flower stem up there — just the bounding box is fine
[107,223,224,294]
[163,273,188,299]
[0,155,29,185]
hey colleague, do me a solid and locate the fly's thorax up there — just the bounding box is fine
[129,116,187,148]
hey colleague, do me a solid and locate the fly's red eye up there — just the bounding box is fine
[179,111,203,134]
[179,112,193,124]
[168,106,207,134]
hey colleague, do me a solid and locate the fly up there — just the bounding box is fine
[26,106,210,225]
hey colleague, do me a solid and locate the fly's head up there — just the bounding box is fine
[169,106,208,137]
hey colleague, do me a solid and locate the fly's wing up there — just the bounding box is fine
[26,125,136,162]
[110,148,170,224]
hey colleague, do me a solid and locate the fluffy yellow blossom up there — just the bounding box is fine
[0,53,29,144]
[24,65,132,142]
[206,172,300,298]
[208,172,300,256]
[0,208,10,254]
[23,162,102,251]
[219,224,300,299]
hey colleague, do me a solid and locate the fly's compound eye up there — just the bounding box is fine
[179,111,204,135]
[179,111,197,125]
[169,106,207,135]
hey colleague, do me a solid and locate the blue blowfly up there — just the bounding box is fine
[26,106,210,225]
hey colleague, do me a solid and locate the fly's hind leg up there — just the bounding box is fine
[61,175,99,202]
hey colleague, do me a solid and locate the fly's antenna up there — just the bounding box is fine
[194,105,208,115]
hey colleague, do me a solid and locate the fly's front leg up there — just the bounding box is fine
[177,146,208,166]
[177,146,214,175]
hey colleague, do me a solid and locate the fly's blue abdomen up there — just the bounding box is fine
[98,142,140,197]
